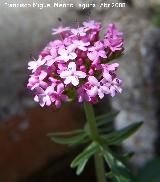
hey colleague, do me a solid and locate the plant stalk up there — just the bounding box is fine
[84,102,106,182]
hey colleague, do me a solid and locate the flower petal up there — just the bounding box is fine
[55,100,61,108]
[71,76,79,86]
[60,70,71,78]
[57,83,64,94]
[64,76,72,85]
[45,95,52,106]
[76,71,86,78]
[87,86,98,97]
[98,90,104,99]
[68,62,76,72]
[88,76,99,86]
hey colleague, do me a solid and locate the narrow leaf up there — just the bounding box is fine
[99,126,113,134]
[103,149,137,182]
[50,133,87,145]
[96,111,119,127]
[48,129,84,137]
[102,122,143,145]
[71,142,99,175]
[76,158,88,175]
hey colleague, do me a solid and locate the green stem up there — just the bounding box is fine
[95,153,106,182]
[84,102,106,182]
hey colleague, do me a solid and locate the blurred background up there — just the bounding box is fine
[0,0,160,181]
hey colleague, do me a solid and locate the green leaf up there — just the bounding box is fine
[101,122,143,145]
[103,149,137,182]
[48,129,84,137]
[106,171,114,178]
[49,132,88,145]
[122,152,135,162]
[99,126,114,134]
[116,152,135,164]
[76,158,88,175]
[71,142,99,175]
[137,157,160,182]
[96,111,119,127]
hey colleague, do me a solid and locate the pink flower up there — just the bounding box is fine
[104,24,123,52]
[60,62,86,86]
[27,70,48,90]
[102,63,119,72]
[52,26,70,35]
[107,78,122,97]
[51,83,68,108]
[77,85,90,103]
[83,20,101,31]
[48,40,64,49]
[102,63,119,80]
[58,48,77,62]
[68,40,90,51]
[105,24,123,38]
[71,27,86,36]
[43,48,57,66]
[87,41,107,61]
[34,87,52,107]
[28,56,45,73]
[104,38,123,52]
[87,76,110,99]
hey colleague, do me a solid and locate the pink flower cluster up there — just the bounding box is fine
[27,20,124,108]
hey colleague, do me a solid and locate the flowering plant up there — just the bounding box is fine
[27,20,142,182]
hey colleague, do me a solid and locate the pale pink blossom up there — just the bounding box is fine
[60,62,86,86]
[43,48,57,66]
[68,40,90,51]
[52,26,70,35]
[83,20,101,31]
[34,87,53,107]
[28,56,45,73]
[58,48,77,62]
[50,83,68,108]
[87,41,107,62]
[87,76,110,99]
[71,27,86,36]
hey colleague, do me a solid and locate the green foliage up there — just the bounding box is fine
[103,149,137,182]
[71,142,99,175]
[48,111,143,181]
[153,6,160,27]
[48,129,88,146]
[96,111,119,126]
[101,122,143,145]
[137,157,160,182]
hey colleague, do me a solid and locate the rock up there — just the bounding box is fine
[133,0,160,8]
[149,0,160,7]
[132,0,150,8]
[97,6,157,168]
[140,27,160,154]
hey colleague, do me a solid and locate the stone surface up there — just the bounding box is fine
[140,27,160,154]
[99,7,158,167]
[133,0,160,8]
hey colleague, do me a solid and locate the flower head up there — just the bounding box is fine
[27,20,124,108]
